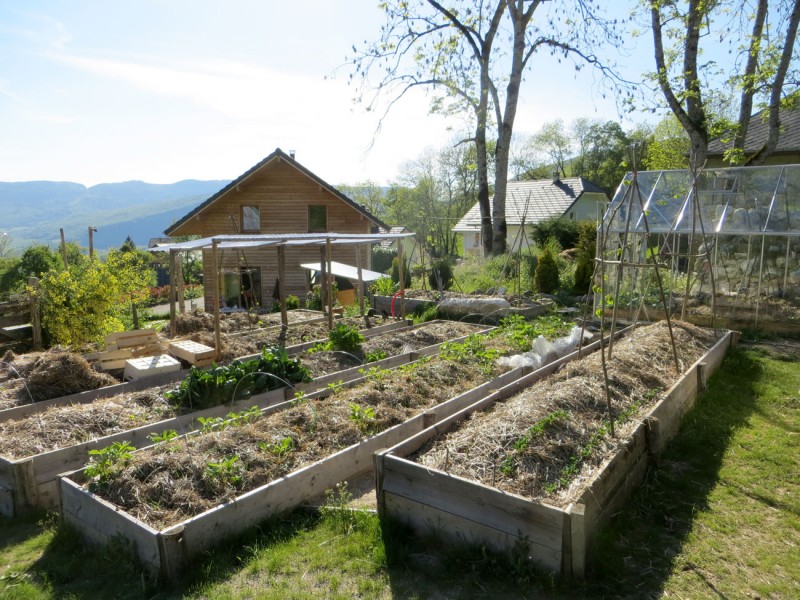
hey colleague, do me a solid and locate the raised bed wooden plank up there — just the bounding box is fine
[375,327,735,578]
[106,329,159,349]
[57,359,531,581]
[2,324,492,516]
[378,454,564,561]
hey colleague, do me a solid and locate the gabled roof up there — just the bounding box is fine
[379,226,410,249]
[164,148,389,235]
[452,178,607,232]
[707,101,800,158]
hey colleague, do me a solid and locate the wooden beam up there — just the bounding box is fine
[27,277,42,351]
[212,240,221,362]
[168,251,177,338]
[397,239,406,319]
[356,243,365,321]
[59,228,68,270]
[326,238,333,331]
[176,255,185,314]
[277,245,288,346]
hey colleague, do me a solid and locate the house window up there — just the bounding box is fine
[569,211,576,220]
[308,205,327,232]
[242,206,260,232]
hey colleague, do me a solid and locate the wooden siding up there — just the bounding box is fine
[203,244,367,303]
[170,157,373,237]
[170,156,374,301]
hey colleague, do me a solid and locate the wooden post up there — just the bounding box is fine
[27,277,42,351]
[356,243,365,322]
[325,238,333,331]
[397,238,406,318]
[319,246,327,310]
[168,251,177,338]
[212,240,222,362]
[88,226,96,259]
[176,256,185,314]
[59,228,69,269]
[277,245,288,347]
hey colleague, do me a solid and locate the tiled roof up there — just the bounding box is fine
[708,102,800,157]
[453,178,606,231]
[379,226,409,249]
[164,148,389,235]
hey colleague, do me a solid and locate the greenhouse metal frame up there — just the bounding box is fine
[595,164,800,331]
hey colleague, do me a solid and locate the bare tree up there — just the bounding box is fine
[349,0,627,255]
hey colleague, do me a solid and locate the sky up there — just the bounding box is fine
[0,1,654,188]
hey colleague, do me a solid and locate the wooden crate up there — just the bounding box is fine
[374,330,736,578]
[105,329,159,350]
[168,340,216,366]
[123,355,181,381]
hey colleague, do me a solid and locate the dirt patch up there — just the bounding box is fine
[173,309,323,336]
[413,321,718,505]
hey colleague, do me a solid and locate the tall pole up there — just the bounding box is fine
[326,238,334,331]
[277,245,288,345]
[59,228,69,269]
[169,250,177,338]
[88,226,97,258]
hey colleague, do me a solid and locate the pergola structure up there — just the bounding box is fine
[156,232,415,360]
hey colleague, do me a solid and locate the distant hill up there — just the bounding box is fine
[0,179,229,251]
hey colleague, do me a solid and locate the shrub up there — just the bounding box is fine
[306,282,338,310]
[531,216,580,249]
[427,258,453,291]
[286,295,300,310]
[390,256,412,288]
[535,247,560,294]
[573,222,597,294]
[371,246,395,273]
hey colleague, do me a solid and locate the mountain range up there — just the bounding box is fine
[0,179,230,252]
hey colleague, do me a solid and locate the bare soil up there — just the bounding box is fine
[0,321,487,460]
[414,320,718,505]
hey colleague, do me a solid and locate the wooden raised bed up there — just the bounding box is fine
[373,329,736,577]
[0,321,488,517]
[0,319,411,420]
[372,294,551,322]
[57,328,608,582]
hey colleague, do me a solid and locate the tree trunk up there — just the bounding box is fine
[754,0,800,165]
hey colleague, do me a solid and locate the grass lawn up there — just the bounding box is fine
[1,343,797,599]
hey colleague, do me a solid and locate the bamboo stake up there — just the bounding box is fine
[169,250,177,338]
[277,245,288,346]
[326,238,333,331]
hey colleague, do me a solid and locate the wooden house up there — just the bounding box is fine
[164,148,388,308]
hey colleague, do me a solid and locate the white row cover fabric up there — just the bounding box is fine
[300,261,384,282]
[148,232,415,252]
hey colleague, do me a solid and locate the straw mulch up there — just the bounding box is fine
[87,350,506,529]
[415,320,719,506]
[173,309,324,336]
[0,387,175,459]
[0,350,117,410]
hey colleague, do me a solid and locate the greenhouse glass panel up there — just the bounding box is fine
[597,164,800,334]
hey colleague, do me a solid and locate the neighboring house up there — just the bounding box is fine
[707,103,800,166]
[164,148,388,308]
[378,226,429,268]
[453,176,608,256]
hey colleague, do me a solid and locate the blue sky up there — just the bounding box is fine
[0,1,653,188]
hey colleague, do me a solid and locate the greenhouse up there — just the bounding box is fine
[596,164,800,332]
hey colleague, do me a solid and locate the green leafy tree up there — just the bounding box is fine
[38,260,124,347]
[105,248,156,329]
[0,245,62,293]
[573,221,597,294]
[572,120,632,194]
[642,115,690,170]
